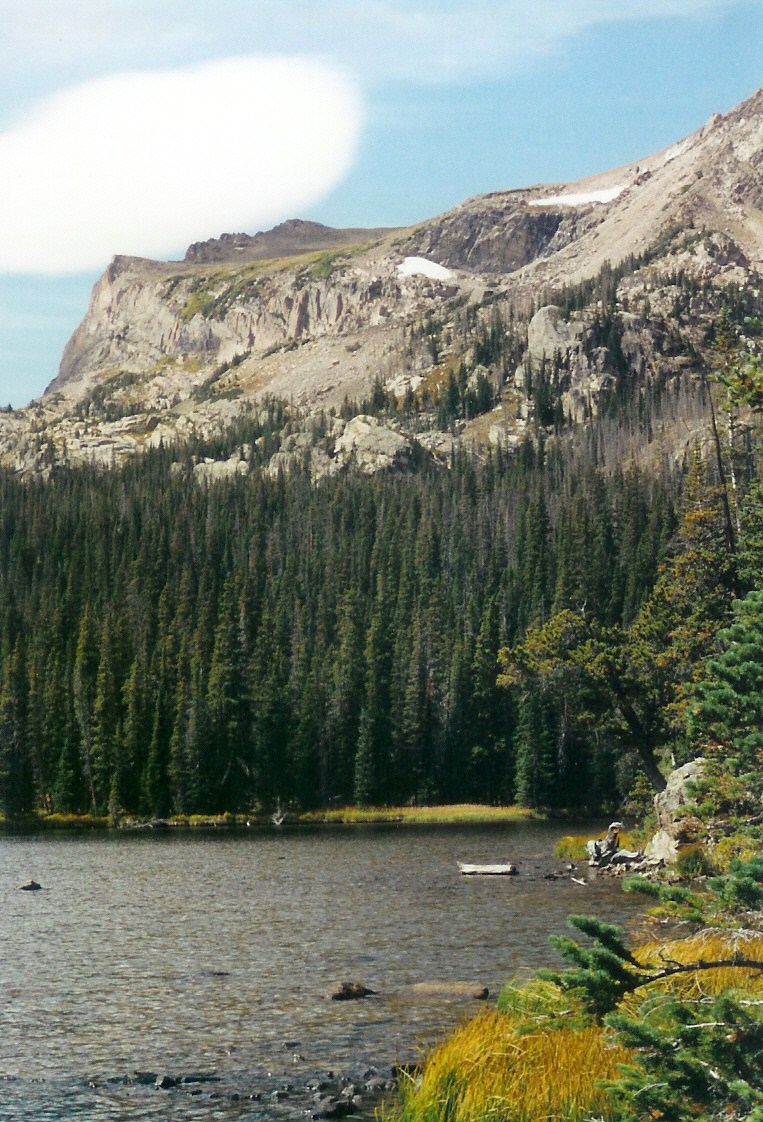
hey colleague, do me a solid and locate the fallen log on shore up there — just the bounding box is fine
[457,862,517,876]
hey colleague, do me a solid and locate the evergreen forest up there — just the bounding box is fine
[1,332,762,823]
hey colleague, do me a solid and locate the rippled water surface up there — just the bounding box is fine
[1,823,640,1119]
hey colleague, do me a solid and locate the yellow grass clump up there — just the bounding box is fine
[301,804,538,825]
[167,812,240,828]
[711,833,762,870]
[398,1007,630,1122]
[394,916,763,1122]
[38,812,110,829]
[628,927,763,1002]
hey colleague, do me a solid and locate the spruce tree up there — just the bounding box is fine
[73,607,100,812]
[514,690,556,808]
[353,706,375,807]
[687,588,763,819]
[0,641,33,818]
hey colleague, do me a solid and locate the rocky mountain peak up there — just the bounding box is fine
[184,218,400,265]
[1,84,762,478]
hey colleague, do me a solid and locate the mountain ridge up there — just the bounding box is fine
[184,218,402,265]
[1,84,762,475]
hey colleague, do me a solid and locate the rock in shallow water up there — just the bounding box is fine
[397,981,489,1001]
[329,981,378,1001]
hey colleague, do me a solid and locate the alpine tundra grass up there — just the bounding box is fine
[396,1005,630,1122]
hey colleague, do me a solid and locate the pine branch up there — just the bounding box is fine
[643,956,763,987]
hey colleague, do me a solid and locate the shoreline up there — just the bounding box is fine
[0,804,543,833]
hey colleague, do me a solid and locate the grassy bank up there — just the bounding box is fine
[299,804,539,825]
[0,812,111,830]
[0,804,540,831]
[396,985,631,1122]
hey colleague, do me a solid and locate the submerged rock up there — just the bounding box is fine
[329,982,378,1001]
[397,981,489,1001]
[96,1061,392,1117]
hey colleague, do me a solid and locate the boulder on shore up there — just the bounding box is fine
[654,758,706,831]
[646,829,680,865]
[19,880,42,891]
[645,758,706,865]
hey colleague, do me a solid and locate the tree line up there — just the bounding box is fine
[0,415,676,821]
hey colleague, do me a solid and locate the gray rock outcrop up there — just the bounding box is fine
[525,305,585,365]
[645,758,706,864]
[645,828,681,865]
[185,219,399,265]
[330,415,414,475]
[517,304,618,425]
[654,758,706,829]
[193,453,250,485]
[402,200,580,274]
[266,415,419,481]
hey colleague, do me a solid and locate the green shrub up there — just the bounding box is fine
[674,842,717,878]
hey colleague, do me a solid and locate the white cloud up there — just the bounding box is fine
[0,56,362,273]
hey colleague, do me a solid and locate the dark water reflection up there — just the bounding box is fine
[1,822,641,1119]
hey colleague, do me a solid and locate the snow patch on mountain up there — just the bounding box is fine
[529,186,624,207]
[398,256,452,280]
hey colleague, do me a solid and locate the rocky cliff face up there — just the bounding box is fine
[403,198,582,274]
[51,247,411,398]
[2,85,763,476]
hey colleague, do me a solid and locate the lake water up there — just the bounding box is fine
[0,822,641,1120]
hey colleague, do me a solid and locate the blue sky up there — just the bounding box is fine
[0,0,761,407]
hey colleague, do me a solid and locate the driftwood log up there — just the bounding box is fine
[458,862,517,875]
